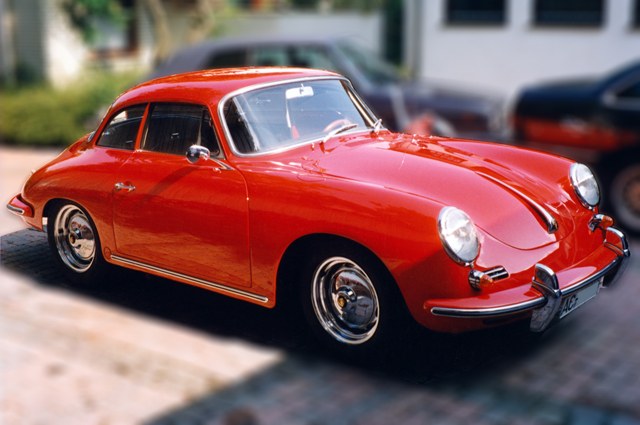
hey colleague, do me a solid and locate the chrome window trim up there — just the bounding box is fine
[217,76,379,158]
[111,255,269,304]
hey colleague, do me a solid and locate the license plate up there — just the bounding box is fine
[558,278,602,319]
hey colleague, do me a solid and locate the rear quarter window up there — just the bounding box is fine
[96,105,146,150]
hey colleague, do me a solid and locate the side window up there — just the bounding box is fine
[143,103,221,157]
[96,105,145,150]
[205,49,248,68]
[617,81,640,100]
[253,47,288,66]
[291,46,338,70]
[251,45,338,70]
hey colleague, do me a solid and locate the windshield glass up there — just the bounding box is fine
[336,41,402,86]
[222,79,375,155]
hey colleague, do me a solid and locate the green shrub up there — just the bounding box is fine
[0,72,138,146]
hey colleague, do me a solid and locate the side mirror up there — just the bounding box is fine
[186,145,210,164]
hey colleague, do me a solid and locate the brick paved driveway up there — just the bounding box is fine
[1,227,639,425]
[2,147,639,424]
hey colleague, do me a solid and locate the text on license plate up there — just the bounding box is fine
[558,278,602,319]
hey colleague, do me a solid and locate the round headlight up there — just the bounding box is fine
[438,207,480,265]
[570,163,600,208]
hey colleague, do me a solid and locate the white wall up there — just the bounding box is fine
[221,11,383,53]
[406,0,640,100]
[44,0,89,87]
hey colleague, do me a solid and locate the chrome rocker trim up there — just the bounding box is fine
[111,255,269,304]
[431,227,630,325]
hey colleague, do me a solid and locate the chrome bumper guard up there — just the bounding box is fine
[431,227,630,331]
[6,203,26,216]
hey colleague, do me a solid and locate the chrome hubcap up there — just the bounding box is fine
[54,205,95,273]
[311,257,380,345]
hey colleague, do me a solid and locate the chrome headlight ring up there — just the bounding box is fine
[570,163,600,209]
[438,206,480,266]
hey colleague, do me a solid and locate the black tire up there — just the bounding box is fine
[299,242,410,355]
[47,201,109,285]
[603,160,640,236]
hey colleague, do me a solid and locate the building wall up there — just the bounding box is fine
[11,0,46,81]
[220,11,383,53]
[405,0,640,100]
[43,0,88,86]
[0,0,13,84]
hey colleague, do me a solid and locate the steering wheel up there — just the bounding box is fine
[323,118,353,133]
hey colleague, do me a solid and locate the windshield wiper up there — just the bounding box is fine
[321,123,358,145]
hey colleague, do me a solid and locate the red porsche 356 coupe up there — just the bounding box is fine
[8,68,630,352]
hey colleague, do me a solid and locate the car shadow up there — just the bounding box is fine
[0,228,564,386]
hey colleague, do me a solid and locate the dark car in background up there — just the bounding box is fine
[149,36,507,140]
[513,61,640,234]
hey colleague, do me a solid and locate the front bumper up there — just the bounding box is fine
[6,194,34,217]
[427,227,630,332]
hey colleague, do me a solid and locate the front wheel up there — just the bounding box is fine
[300,245,409,354]
[606,162,640,235]
[47,202,108,285]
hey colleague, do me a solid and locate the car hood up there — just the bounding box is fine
[314,132,574,250]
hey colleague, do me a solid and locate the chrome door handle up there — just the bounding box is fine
[114,182,136,192]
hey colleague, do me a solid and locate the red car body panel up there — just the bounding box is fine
[9,68,629,334]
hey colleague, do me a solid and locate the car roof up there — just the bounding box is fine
[112,67,342,111]
[147,36,344,79]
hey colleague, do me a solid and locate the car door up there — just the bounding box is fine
[111,102,252,288]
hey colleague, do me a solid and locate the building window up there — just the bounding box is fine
[90,0,138,55]
[446,0,506,26]
[534,0,604,27]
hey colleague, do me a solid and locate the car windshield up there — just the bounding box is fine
[222,79,375,155]
[336,41,402,86]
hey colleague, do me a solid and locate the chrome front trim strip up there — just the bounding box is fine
[110,255,269,304]
[431,297,546,318]
[6,204,25,216]
[477,172,558,234]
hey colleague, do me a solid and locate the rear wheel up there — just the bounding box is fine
[47,202,108,284]
[603,159,640,235]
[605,161,640,235]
